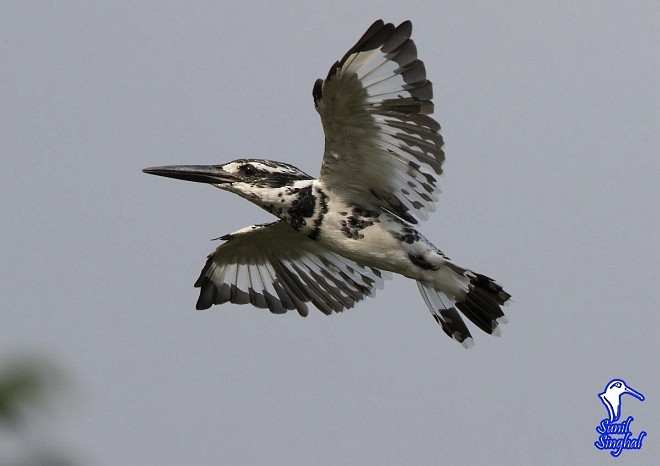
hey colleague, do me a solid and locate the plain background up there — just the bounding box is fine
[1,1,658,464]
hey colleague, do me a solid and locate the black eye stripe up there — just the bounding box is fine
[241,164,256,176]
[227,160,314,187]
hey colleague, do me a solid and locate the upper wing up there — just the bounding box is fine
[194,221,387,316]
[314,20,444,224]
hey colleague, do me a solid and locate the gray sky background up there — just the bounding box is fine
[2,1,659,465]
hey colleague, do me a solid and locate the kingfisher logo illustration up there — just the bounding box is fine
[594,379,647,457]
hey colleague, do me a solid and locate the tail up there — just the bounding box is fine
[417,272,511,348]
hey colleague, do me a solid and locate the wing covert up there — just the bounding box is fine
[314,20,444,224]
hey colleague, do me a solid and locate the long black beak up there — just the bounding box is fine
[142,165,238,184]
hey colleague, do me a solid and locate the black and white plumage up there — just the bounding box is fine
[143,20,511,348]
[194,221,385,317]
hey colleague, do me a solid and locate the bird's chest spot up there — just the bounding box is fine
[338,205,382,240]
[390,225,422,244]
[287,185,316,230]
[280,185,329,239]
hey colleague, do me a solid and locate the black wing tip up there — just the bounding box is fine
[333,20,414,73]
[195,276,214,310]
[313,78,324,105]
[352,19,413,53]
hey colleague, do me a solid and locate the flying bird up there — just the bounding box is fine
[144,20,511,347]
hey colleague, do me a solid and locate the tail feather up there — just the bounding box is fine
[470,272,511,305]
[418,272,511,348]
[417,281,474,348]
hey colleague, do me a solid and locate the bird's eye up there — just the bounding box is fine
[241,164,256,176]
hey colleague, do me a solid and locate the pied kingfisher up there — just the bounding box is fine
[144,20,511,347]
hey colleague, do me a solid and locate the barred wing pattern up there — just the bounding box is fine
[194,221,387,316]
[314,20,445,224]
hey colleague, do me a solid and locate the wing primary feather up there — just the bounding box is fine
[308,268,354,309]
[360,42,419,87]
[209,263,229,299]
[196,277,215,310]
[255,264,287,314]
[288,261,339,315]
[264,262,308,316]
[377,116,443,145]
[293,258,344,313]
[381,20,412,54]
[355,53,390,81]
[387,37,417,66]
[269,259,316,317]
[271,259,309,302]
[261,262,294,310]
[317,255,379,297]
[365,81,433,101]
[380,127,442,155]
[371,135,443,176]
[333,20,386,77]
[314,257,365,301]
[246,265,268,309]
[363,162,438,208]
[194,256,215,288]
[230,265,250,305]
[301,255,356,309]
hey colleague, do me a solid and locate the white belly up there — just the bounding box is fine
[321,211,409,267]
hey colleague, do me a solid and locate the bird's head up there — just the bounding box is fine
[143,159,313,196]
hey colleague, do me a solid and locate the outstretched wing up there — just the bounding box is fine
[194,221,387,316]
[314,20,444,224]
